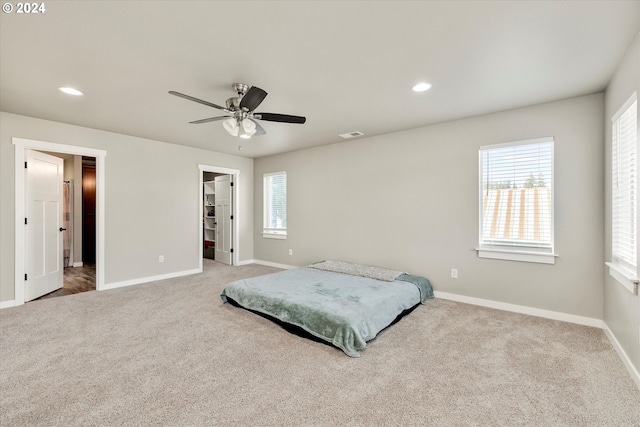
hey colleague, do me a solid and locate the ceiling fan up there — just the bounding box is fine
[169,83,306,139]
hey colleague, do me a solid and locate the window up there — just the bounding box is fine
[478,137,555,264]
[607,93,637,292]
[263,171,287,239]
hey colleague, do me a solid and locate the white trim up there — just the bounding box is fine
[198,164,241,269]
[479,136,554,151]
[605,262,639,294]
[72,262,84,268]
[263,170,287,178]
[13,138,106,306]
[0,300,19,310]
[612,92,637,123]
[263,171,287,237]
[603,323,640,390]
[250,259,298,270]
[439,285,639,390]
[101,268,200,291]
[478,137,555,259]
[477,248,557,264]
[262,232,287,240]
[433,291,603,328]
[610,94,638,281]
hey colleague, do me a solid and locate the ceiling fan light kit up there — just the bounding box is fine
[222,117,257,138]
[169,83,306,139]
[222,117,239,136]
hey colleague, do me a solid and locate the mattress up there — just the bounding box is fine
[220,262,433,357]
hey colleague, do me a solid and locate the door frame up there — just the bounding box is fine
[198,164,240,269]
[13,137,106,305]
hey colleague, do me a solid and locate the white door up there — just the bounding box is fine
[215,175,233,265]
[25,150,64,301]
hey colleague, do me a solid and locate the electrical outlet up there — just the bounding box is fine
[159,255,165,263]
[288,249,293,256]
[451,268,458,279]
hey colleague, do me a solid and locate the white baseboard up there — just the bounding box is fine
[72,262,83,267]
[3,266,638,389]
[245,259,298,270]
[0,299,19,310]
[602,323,640,390]
[101,268,201,291]
[433,291,604,328]
[435,291,640,390]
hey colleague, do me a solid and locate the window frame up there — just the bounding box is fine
[262,171,287,239]
[476,137,557,264]
[607,92,638,294]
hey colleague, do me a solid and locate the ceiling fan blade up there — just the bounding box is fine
[189,116,231,124]
[248,119,266,136]
[239,86,268,111]
[169,91,228,111]
[255,113,306,124]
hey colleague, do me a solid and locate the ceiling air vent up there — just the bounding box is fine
[339,131,364,139]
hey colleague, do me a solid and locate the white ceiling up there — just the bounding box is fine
[1,1,639,159]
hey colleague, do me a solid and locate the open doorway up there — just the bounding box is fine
[29,152,97,301]
[202,172,233,265]
[198,165,240,271]
[13,137,106,307]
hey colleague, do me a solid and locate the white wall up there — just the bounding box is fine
[255,93,604,320]
[0,112,254,303]
[604,34,640,376]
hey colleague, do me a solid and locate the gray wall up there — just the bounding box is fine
[0,112,254,302]
[255,93,604,319]
[604,34,640,374]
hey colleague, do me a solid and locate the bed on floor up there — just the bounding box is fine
[220,260,433,357]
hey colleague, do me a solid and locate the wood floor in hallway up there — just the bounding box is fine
[36,264,96,300]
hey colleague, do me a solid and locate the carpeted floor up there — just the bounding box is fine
[1,260,639,426]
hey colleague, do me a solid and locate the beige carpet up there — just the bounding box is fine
[1,260,639,426]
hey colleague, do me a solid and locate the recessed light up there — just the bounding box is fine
[412,82,432,92]
[58,87,84,96]
[339,131,364,139]
[240,134,251,139]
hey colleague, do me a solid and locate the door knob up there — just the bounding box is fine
[59,227,67,232]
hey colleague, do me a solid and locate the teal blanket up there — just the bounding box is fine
[220,267,433,357]
[396,274,434,303]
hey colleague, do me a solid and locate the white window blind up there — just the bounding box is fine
[612,95,637,275]
[263,172,287,235]
[479,137,554,253]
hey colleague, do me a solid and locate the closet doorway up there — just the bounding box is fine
[199,165,240,270]
[202,172,233,265]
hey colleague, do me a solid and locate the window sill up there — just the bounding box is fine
[262,232,287,240]
[605,262,639,295]
[476,247,557,264]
